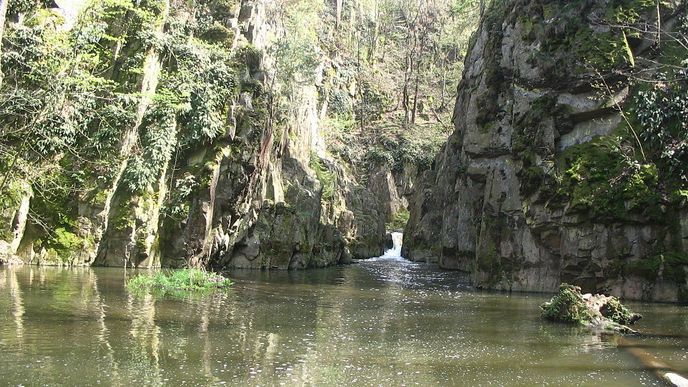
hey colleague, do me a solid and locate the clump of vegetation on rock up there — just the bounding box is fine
[127,268,232,296]
[541,284,641,333]
[541,284,594,324]
[386,208,410,232]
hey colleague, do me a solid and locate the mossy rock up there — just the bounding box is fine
[541,284,595,324]
[600,297,642,325]
[541,283,641,332]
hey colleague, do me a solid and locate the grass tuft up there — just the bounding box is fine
[127,268,232,296]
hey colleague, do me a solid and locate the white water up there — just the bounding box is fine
[381,232,404,259]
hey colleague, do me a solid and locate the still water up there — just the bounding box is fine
[1,257,687,386]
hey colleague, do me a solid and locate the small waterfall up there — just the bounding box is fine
[381,232,404,259]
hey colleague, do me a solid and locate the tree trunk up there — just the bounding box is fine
[402,55,411,125]
[368,2,379,65]
[411,70,420,124]
[0,0,9,88]
[335,0,343,30]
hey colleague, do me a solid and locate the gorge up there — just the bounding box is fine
[3,0,684,304]
[0,0,687,302]
[1,0,688,385]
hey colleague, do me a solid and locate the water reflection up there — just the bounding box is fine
[0,267,25,342]
[0,264,686,386]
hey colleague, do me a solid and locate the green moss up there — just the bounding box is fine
[474,0,508,129]
[310,153,336,202]
[626,255,662,280]
[557,136,663,221]
[512,95,571,197]
[663,252,688,284]
[599,297,642,325]
[605,0,655,24]
[541,284,595,324]
[523,0,657,82]
[678,286,688,304]
[475,222,515,288]
[112,201,136,231]
[477,244,502,284]
[625,252,688,284]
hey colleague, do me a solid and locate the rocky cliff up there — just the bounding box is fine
[405,0,688,302]
[0,0,385,268]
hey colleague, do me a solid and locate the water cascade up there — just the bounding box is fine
[381,232,403,259]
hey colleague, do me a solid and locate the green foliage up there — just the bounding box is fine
[0,20,133,158]
[122,11,245,193]
[634,73,688,187]
[540,284,594,325]
[273,0,323,87]
[122,102,178,193]
[365,146,395,166]
[160,39,238,149]
[162,174,198,221]
[7,0,52,17]
[0,180,26,240]
[192,0,239,40]
[127,268,232,296]
[328,89,354,117]
[310,153,337,201]
[386,208,410,231]
[359,123,447,173]
[0,0,162,205]
[47,227,83,261]
[236,45,263,73]
[29,165,80,234]
[199,23,235,45]
[392,128,445,171]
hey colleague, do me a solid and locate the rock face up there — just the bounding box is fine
[404,0,688,302]
[0,0,384,268]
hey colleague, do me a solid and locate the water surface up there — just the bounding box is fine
[1,258,686,386]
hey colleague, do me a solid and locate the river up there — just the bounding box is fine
[1,246,687,385]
